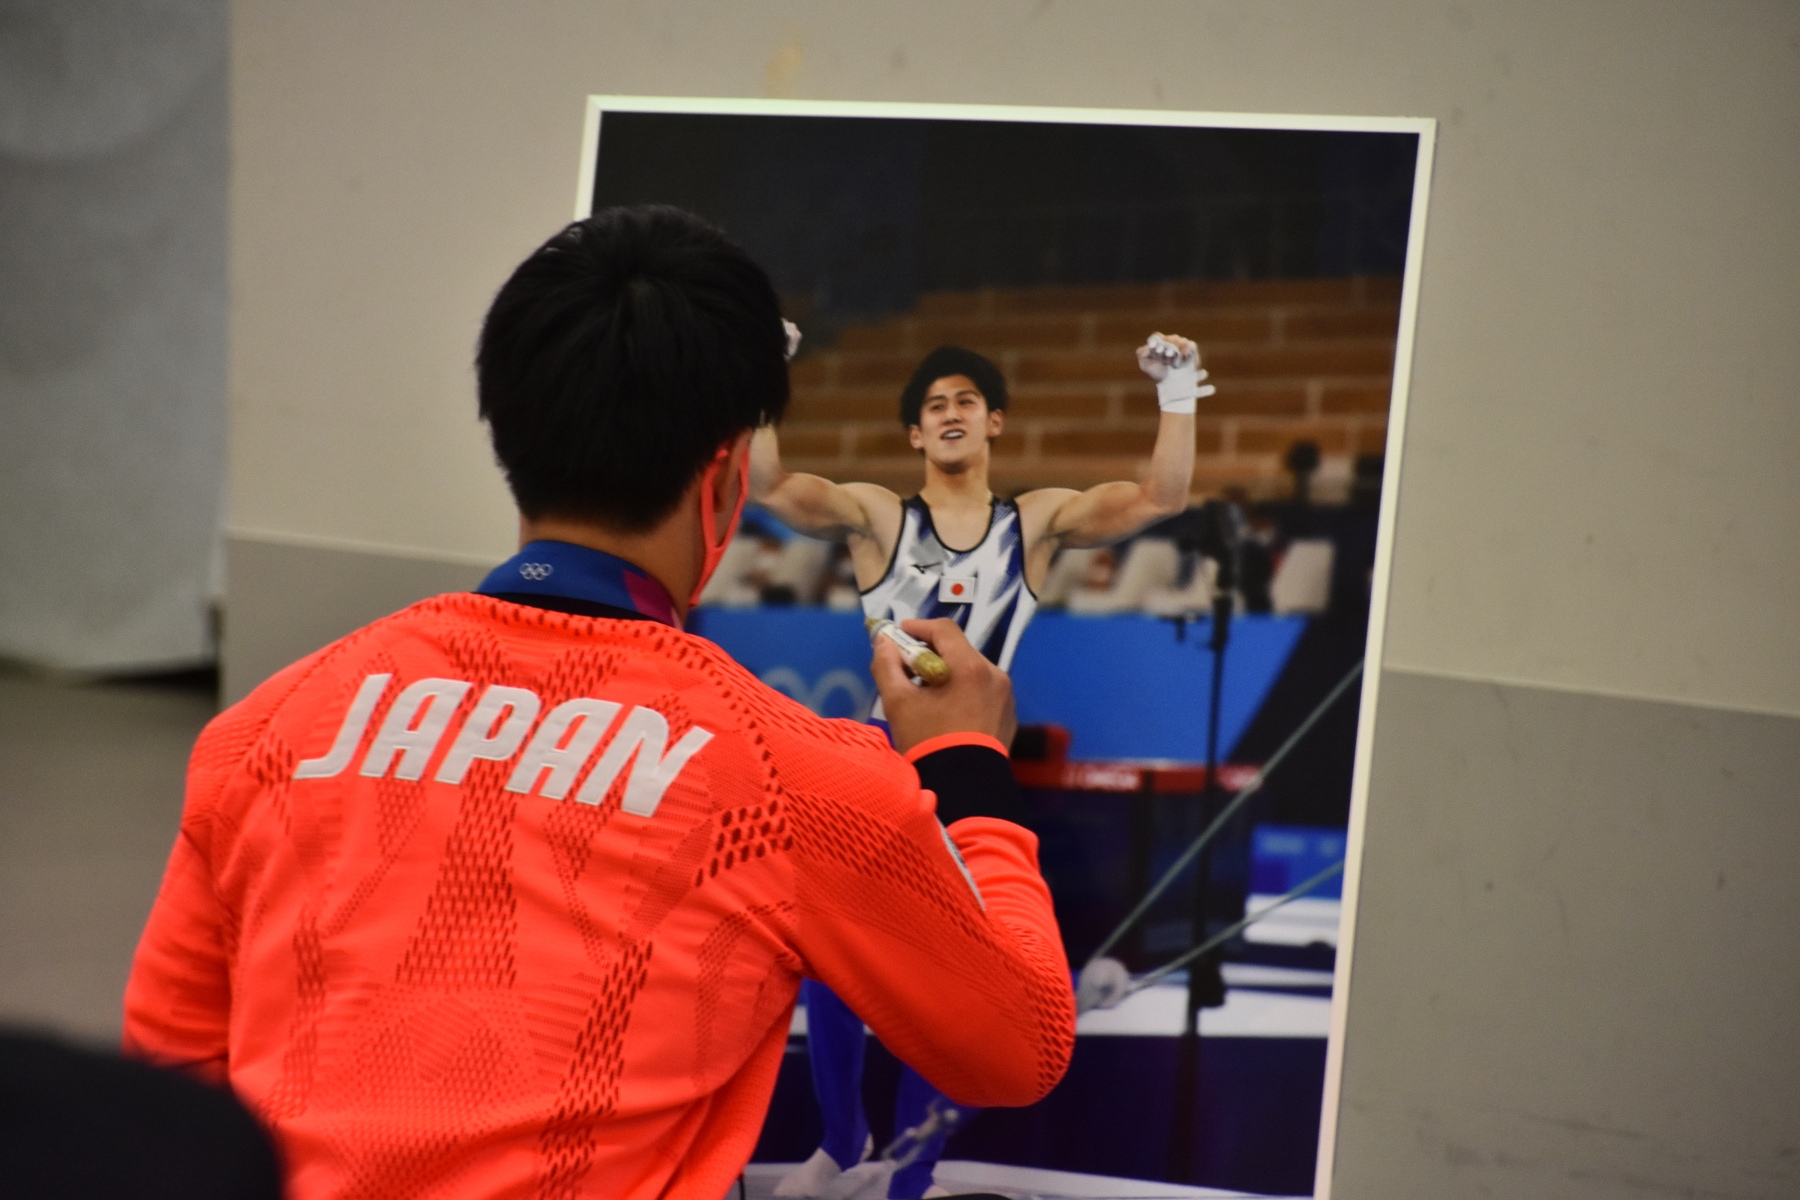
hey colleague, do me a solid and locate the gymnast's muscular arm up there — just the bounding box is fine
[1015,333,1205,586]
[748,426,904,587]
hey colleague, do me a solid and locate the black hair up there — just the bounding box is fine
[477,205,790,530]
[898,345,1008,428]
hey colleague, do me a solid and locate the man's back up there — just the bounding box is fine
[125,593,1072,1200]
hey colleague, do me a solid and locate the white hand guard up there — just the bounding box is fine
[782,319,802,362]
[1075,955,1134,1014]
[1138,333,1214,414]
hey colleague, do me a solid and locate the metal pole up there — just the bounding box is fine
[1167,590,1233,1182]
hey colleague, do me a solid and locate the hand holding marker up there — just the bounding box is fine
[866,618,951,686]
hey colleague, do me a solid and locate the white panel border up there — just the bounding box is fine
[576,95,1439,1200]
[1314,117,1437,1200]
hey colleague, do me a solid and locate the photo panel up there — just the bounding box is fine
[582,96,1432,1199]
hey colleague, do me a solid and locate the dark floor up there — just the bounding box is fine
[0,670,215,1044]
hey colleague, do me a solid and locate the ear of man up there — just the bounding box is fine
[707,431,754,542]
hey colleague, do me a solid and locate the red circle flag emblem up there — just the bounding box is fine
[951,583,965,596]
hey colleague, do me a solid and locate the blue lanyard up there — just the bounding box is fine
[476,541,678,628]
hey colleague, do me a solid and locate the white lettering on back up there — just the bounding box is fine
[577,705,715,818]
[293,672,716,820]
[434,685,542,785]
[503,698,621,800]
[293,673,392,780]
[357,678,473,781]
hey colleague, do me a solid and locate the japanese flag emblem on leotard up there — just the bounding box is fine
[938,573,976,604]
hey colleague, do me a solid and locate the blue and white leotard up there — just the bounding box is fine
[862,495,1039,699]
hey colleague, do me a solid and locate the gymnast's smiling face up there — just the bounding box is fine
[909,374,1005,473]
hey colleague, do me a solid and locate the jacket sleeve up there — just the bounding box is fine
[122,832,233,1083]
[121,720,242,1086]
[785,732,1075,1108]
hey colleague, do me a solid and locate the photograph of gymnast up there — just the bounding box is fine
[584,100,1430,1199]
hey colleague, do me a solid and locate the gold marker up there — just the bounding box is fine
[866,618,951,686]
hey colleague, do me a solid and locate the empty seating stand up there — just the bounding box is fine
[781,277,1401,502]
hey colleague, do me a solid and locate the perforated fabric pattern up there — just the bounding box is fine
[532,937,654,1200]
[124,592,1073,1200]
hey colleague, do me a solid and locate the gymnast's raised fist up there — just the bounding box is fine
[871,618,1017,756]
[1136,332,1214,414]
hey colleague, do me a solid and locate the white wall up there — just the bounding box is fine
[226,3,1800,1196]
[1,0,228,672]
[228,0,1800,717]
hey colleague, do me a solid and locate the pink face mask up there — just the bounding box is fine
[690,443,749,611]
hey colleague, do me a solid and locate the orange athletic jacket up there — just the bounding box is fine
[123,594,1074,1200]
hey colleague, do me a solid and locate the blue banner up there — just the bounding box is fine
[1251,825,1348,899]
[689,608,881,720]
[688,608,1306,763]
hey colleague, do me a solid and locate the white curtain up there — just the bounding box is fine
[0,0,227,672]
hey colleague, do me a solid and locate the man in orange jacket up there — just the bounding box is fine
[123,205,1075,1200]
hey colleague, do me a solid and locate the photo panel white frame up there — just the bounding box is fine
[579,94,1437,1200]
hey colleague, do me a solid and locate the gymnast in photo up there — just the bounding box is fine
[752,327,1213,1199]
[122,205,1072,1200]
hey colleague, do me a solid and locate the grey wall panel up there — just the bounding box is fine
[222,537,488,704]
[1335,669,1800,1200]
